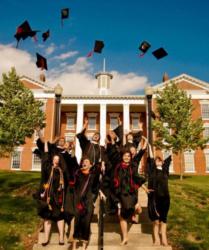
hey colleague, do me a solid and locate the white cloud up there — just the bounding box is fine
[47,57,150,95]
[53,51,79,60]
[0,43,151,95]
[0,44,40,79]
[45,43,56,55]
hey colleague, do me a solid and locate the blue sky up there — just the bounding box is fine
[0,0,209,94]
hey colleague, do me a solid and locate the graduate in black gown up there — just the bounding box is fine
[35,142,67,246]
[68,157,100,250]
[110,137,147,245]
[147,144,172,246]
[76,118,106,169]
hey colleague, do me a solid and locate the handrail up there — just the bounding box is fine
[98,197,105,250]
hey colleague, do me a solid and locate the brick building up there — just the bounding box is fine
[0,71,209,175]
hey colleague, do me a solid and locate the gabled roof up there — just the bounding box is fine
[153,73,209,91]
[20,75,54,92]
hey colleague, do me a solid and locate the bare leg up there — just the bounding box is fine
[161,222,168,246]
[57,219,64,243]
[153,220,160,246]
[82,240,88,250]
[119,215,128,245]
[72,240,77,250]
[42,220,51,244]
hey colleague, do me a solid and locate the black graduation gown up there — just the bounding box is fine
[36,153,66,221]
[76,128,106,167]
[111,149,146,219]
[70,169,100,241]
[147,156,171,223]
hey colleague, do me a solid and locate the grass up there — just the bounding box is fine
[0,171,208,250]
[0,170,41,250]
[168,175,209,250]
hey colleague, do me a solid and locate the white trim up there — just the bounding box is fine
[34,93,55,98]
[199,100,209,105]
[61,99,145,105]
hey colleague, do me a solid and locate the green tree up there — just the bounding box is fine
[0,68,45,157]
[152,81,208,180]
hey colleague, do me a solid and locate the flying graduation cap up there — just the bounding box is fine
[14,20,39,48]
[42,30,50,42]
[139,41,151,57]
[61,8,69,26]
[36,53,48,70]
[152,47,168,60]
[87,40,105,57]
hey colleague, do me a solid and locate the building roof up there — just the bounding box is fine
[153,73,209,91]
[20,75,54,92]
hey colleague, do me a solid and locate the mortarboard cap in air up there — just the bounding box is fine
[94,40,104,53]
[139,41,151,54]
[87,40,105,57]
[152,47,168,60]
[42,30,50,42]
[36,53,48,70]
[14,20,38,47]
[61,8,69,19]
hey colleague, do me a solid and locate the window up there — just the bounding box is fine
[204,150,209,172]
[66,113,76,130]
[87,113,97,130]
[109,113,119,130]
[65,133,75,142]
[201,104,209,119]
[11,149,22,169]
[131,113,140,130]
[163,150,173,173]
[203,125,209,143]
[32,150,41,171]
[184,151,195,172]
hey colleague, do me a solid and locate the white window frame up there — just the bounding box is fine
[11,147,23,170]
[163,150,174,173]
[184,150,195,173]
[31,147,41,171]
[131,113,140,131]
[204,149,209,173]
[66,113,76,130]
[200,100,209,120]
[109,113,119,130]
[87,113,98,130]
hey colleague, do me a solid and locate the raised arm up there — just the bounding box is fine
[76,117,90,152]
[163,155,172,175]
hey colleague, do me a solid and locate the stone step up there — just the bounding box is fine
[91,222,152,234]
[89,232,154,246]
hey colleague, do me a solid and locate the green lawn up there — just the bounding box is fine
[168,175,209,250]
[0,170,41,250]
[0,171,208,250]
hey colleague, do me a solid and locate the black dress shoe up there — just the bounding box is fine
[41,240,49,246]
[59,241,65,245]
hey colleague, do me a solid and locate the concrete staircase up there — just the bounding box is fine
[33,188,172,250]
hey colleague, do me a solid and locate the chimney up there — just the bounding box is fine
[39,73,46,82]
[162,72,169,82]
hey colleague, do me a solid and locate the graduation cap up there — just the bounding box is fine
[87,40,105,57]
[14,20,38,48]
[42,30,50,42]
[139,41,151,57]
[152,47,168,60]
[36,53,48,70]
[61,8,69,26]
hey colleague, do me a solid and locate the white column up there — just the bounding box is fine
[123,104,130,144]
[75,103,84,164]
[100,104,106,146]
